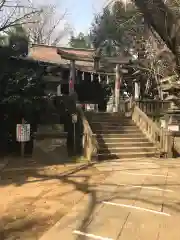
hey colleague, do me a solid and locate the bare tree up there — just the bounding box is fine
[0,0,41,34]
[133,0,180,75]
[110,0,179,98]
[26,4,72,46]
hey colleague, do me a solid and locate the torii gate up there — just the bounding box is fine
[57,47,136,112]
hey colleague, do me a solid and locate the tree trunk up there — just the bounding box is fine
[134,0,180,73]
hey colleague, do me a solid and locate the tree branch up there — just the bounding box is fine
[0,10,41,32]
[44,10,67,44]
[0,0,6,10]
[134,0,180,71]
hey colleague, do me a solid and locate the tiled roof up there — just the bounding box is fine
[28,44,68,65]
[57,47,95,58]
[28,44,95,71]
[28,44,132,74]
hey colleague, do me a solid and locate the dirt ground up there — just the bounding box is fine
[0,139,108,240]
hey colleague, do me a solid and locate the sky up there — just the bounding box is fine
[62,0,109,35]
[29,0,109,45]
[38,0,110,45]
[62,0,128,34]
[29,0,119,45]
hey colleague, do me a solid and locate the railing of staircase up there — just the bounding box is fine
[135,100,171,115]
[77,106,98,161]
[131,105,173,157]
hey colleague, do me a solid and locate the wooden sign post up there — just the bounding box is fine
[21,119,25,158]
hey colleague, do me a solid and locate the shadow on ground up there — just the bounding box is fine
[19,164,180,240]
[1,143,180,240]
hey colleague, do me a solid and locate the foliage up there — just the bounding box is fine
[0,50,46,155]
[0,57,45,115]
[134,0,180,69]
[133,0,180,98]
[90,1,144,56]
[0,25,29,57]
[69,32,92,48]
[89,0,180,99]
[165,0,180,16]
[0,1,71,155]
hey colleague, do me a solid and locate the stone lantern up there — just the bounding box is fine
[162,84,180,132]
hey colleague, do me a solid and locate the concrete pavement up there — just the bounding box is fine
[39,157,180,240]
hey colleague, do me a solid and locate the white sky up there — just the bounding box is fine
[21,0,128,46]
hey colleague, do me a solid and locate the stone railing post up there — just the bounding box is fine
[165,131,174,158]
[132,104,174,158]
[78,107,98,161]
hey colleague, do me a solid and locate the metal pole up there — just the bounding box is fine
[21,118,25,158]
[73,123,76,154]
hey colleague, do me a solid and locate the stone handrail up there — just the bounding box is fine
[174,137,180,154]
[135,100,171,115]
[77,106,98,161]
[132,105,173,157]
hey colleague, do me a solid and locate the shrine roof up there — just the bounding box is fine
[57,46,95,62]
[28,44,95,70]
[28,44,133,73]
[57,46,95,57]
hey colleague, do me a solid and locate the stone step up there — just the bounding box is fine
[91,115,130,119]
[95,133,145,138]
[98,141,153,148]
[91,112,122,116]
[97,137,149,143]
[91,117,130,120]
[91,113,128,117]
[92,123,137,128]
[91,116,130,119]
[98,146,156,154]
[98,151,157,160]
[94,129,140,133]
[91,121,134,125]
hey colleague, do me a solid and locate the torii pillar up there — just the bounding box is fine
[114,64,121,112]
[69,60,76,94]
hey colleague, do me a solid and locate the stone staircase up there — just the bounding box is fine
[89,112,158,160]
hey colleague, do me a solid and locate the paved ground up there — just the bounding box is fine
[39,157,180,240]
[0,140,108,240]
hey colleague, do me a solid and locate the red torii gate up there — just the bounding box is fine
[57,47,132,111]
